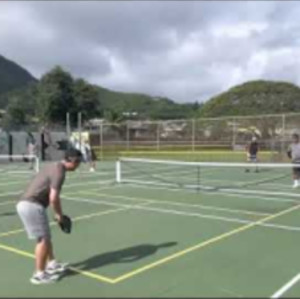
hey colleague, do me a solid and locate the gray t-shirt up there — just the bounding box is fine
[20,162,66,208]
[289,143,300,162]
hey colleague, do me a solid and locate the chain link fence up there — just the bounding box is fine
[82,112,300,162]
[1,112,299,162]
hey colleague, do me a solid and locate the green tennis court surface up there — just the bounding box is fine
[1,160,300,297]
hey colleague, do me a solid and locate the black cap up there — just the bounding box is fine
[64,148,82,162]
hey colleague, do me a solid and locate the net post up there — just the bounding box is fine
[116,159,121,183]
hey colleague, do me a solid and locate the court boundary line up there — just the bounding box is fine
[1,192,300,287]
[0,199,153,284]
[0,204,132,238]
[64,194,300,233]
[0,242,115,284]
[271,272,300,298]
[122,181,299,204]
[85,189,272,217]
[122,178,300,199]
[109,201,300,283]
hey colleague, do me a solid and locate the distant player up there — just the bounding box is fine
[287,133,300,188]
[26,132,37,170]
[245,136,259,172]
[82,139,96,172]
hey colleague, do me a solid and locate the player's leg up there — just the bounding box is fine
[46,241,69,274]
[245,152,250,172]
[253,155,259,172]
[16,201,60,284]
[89,149,96,172]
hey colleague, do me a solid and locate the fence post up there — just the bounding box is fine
[99,122,103,160]
[281,113,286,156]
[192,119,195,151]
[156,121,160,151]
[232,118,237,150]
[66,112,71,150]
[78,112,82,150]
[126,121,130,150]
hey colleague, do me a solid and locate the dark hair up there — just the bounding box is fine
[64,148,82,162]
[292,133,299,139]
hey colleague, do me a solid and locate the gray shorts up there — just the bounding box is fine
[16,201,51,241]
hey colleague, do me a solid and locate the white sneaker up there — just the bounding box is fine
[293,181,299,188]
[30,272,59,285]
[46,262,69,275]
[89,167,95,172]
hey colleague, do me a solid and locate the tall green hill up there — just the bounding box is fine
[200,80,300,117]
[0,54,37,95]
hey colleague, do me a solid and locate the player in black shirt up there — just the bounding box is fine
[245,136,259,173]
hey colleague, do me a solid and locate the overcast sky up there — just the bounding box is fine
[1,1,300,103]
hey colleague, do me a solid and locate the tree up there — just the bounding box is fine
[35,66,76,125]
[2,96,28,130]
[73,79,102,121]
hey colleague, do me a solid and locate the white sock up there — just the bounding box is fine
[35,270,45,277]
[47,259,57,267]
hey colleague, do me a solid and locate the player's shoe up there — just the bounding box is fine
[30,272,59,285]
[46,261,69,275]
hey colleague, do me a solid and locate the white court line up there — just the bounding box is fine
[117,181,298,204]
[0,180,30,187]
[0,191,22,198]
[220,188,300,199]
[63,179,115,189]
[0,181,116,206]
[271,273,300,298]
[84,189,271,217]
[63,196,300,232]
[122,180,299,203]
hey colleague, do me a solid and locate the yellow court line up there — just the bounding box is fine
[2,191,299,285]
[0,206,130,238]
[0,242,114,284]
[110,202,300,284]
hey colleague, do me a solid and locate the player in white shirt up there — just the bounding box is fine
[287,133,300,188]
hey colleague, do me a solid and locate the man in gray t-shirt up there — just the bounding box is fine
[16,148,82,285]
[287,133,300,188]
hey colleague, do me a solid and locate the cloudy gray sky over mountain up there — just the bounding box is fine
[1,1,300,103]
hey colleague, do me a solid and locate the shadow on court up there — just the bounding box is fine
[64,242,177,278]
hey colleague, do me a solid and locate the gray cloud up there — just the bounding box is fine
[0,1,299,103]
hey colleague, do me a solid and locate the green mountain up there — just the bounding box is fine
[0,54,37,95]
[199,80,300,117]
[96,86,197,120]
